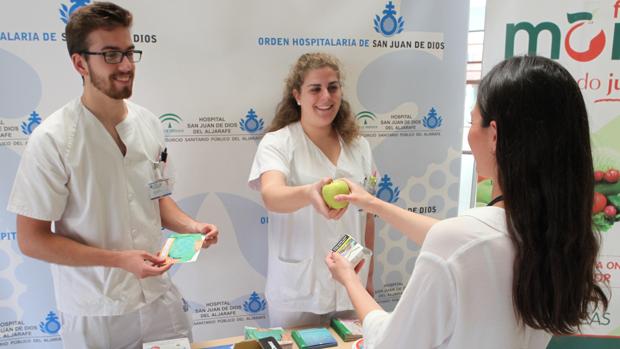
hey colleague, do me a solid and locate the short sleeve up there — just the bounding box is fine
[362,252,456,348]
[248,130,291,191]
[358,136,375,177]
[7,129,69,221]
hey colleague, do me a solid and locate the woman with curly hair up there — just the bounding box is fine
[249,52,376,328]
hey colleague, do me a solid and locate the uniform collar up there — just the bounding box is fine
[461,206,507,234]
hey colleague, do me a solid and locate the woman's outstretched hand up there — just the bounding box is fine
[334,178,378,214]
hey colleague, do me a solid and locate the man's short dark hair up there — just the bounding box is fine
[65,1,133,56]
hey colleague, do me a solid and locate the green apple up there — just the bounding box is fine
[322,179,350,209]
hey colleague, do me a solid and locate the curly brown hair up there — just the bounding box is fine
[267,52,360,144]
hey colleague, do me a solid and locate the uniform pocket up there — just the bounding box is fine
[271,257,315,301]
[270,209,315,262]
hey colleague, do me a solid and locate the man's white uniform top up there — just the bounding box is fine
[8,99,171,316]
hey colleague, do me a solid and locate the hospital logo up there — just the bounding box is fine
[422,107,443,129]
[243,291,267,314]
[374,1,405,38]
[376,174,400,203]
[39,311,61,334]
[159,113,183,134]
[59,0,91,24]
[21,111,41,135]
[239,108,264,133]
[356,111,376,125]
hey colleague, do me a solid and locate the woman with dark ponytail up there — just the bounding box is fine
[326,55,608,348]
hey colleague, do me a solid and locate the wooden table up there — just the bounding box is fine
[191,326,357,349]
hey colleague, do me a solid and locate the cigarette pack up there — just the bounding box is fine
[330,317,363,342]
[291,328,337,349]
[331,234,372,266]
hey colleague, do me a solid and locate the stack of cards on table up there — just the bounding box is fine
[244,326,293,349]
[330,317,363,342]
[291,328,337,349]
[143,337,191,349]
[202,337,283,349]
[160,233,206,264]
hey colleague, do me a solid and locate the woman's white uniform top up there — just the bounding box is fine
[7,99,171,316]
[362,207,552,349]
[248,121,373,314]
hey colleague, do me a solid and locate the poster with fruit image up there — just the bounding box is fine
[593,170,620,232]
[592,135,620,233]
[475,176,493,207]
[483,0,620,340]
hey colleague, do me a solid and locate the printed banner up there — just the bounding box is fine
[483,0,620,337]
[0,0,469,346]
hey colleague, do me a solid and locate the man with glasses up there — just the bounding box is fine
[7,2,218,347]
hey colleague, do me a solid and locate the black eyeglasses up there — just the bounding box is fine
[81,49,142,64]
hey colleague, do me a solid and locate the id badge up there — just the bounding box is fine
[148,178,172,200]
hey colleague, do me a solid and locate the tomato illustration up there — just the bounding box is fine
[604,169,619,183]
[604,205,617,218]
[593,192,607,213]
[594,170,604,182]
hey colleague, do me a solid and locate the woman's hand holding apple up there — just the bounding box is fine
[333,178,379,214]
[309,178,348,220]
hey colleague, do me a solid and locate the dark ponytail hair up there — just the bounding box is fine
[477,55,608,334]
